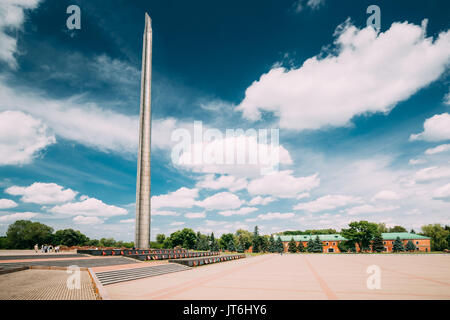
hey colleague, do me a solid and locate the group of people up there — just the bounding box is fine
[34,244,60,253]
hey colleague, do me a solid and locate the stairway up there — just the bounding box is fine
[94,263,190,285]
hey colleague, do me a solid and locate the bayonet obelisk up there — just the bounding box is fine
[135,13,152,249]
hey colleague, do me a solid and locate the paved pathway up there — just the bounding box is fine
[0,269,98,300]
[104,254,450,300]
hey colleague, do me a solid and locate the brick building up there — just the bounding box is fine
[275,232,431,253]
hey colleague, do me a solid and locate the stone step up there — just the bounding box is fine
[94,263,190,285]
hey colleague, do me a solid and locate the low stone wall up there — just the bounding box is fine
[168,254,245,267]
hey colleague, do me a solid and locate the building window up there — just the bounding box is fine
[383,241,386,244]
[326,242,329,246]
[332,242,335,246]
[416,241,419,244]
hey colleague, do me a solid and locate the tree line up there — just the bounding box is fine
[0,220,134,249]
[1,220,449,252]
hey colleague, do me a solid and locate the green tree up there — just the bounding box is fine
[168,228,197,249]
[252,226,260,253]
[99,238,116,247]
[260,235,269,252]
[393,237,405,252]
[195,232,209,251]
[6,220,53,249]
[288,237,297,253]
[235,229,252,250]
[389,225,407,233]
[377,223,388,233]
[306,238,315,253]
[405,240,416,252]
[156,234,166,244]
[297,240,305,252]
[86,238,100,247]
[341,221,378,253]
[54,229,88,247]
[421,224,449,251]
[209,232,219,251]
[162,237,172,249]
[372,233,385,252]
[313,236,323,253]
[0,236,7,249]
[219,233,235,250]
[227,240,236,252]
[269,235,276,253]
[236,242,244,253]
[275,237,284,253]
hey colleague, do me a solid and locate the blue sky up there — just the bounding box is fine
[0,0,449,241]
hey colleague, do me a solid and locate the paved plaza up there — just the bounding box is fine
[0,269,98,300]
[1,252,449,300]
[103,254,450,300]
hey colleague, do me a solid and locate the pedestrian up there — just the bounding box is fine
[34,244,39,253]
[41,244,44,253]
[43,245,47,253]
[55,246,60,253]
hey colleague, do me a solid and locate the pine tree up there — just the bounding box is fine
[236,242,244,253]
[313,236,323,253]
[393,237,405,252]
[405,240,416,252]
[372,233,385,252]
[275,237,284,253]
[252,226,260,253]
[269,235,276,253]
[297,240,305,252]
[227,240,236,252]
[209,232,219,251]
[306,238,315,252]
[288,237,297,253]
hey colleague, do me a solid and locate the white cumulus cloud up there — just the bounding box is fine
[196,174,247,192]
[0,0,42,68]
[0,211,37,222]
[152,187,199,210]
[411,113,450,142]
[293,194,362,212]
[196,192,242,211]
[247,170,319,198]
[49,197,127,217]
[0,199,17,209]
[248,196,275,206]
[218,207,258,217]
[73,215,104,225]
[184,212,206,219]
[236,21,450,131]
[5,182,77,204]
[0,111,55,166]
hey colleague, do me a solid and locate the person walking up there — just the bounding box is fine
[34,244,39,253]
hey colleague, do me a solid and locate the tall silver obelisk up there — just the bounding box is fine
[135,13,152,249]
